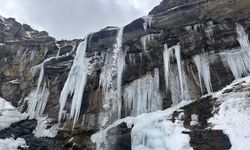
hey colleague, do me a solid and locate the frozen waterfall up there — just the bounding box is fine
[193,52,213,94]
[123,68,162,116]
[227,24,250,79]
[163,44,189,104]
[58,35,90,128]
[98,27,125,127]
[27,57,57,119]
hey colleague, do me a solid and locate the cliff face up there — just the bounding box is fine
[1,0,250,149]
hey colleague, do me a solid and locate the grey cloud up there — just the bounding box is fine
[0,0,161,39]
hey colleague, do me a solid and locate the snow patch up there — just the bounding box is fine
[209,76,250,150]
[8,79,19,85]
[33,117,58,138]
[0,138,27,150]
[0,98,23,130]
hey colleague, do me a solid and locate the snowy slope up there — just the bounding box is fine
[0,98,24,130]
[209,76,250,150]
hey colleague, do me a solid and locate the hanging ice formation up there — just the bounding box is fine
[58,35,90,128]
[27,59,52,119]
[141,33,161,52]
[27,42,77,119]
[123,68,162,116]
[193,52,213,94]
[204,21,215,39]
[142,16,152,31]
[163,44,189,104]
[227,24,250,79]
[98,27,125,127]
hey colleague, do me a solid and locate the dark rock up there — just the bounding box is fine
[40,31,49,37]
[188,130,232,150]
[105,123,131,150]
[0,119,37,139]
[23,24,33,31]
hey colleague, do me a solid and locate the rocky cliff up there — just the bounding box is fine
[1,0,250,149]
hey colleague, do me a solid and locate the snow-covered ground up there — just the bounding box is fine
[209,76,250,150]
[0,138,28,150]
[91,101,193,150]
[0,97,24,130]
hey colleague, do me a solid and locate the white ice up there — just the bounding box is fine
[91,101,193,150]
[193,53,213,94]
[227,24,250,79]
[98,27,125,127]
[123,68,162,116]
[190,114,199,126]
[142,16,153,31]
[204,21,215,39]
[163,44,189,104]
[58,35,90,128]
[26,82,50,119]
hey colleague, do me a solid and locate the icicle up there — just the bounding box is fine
[140,33,161,54]
[227,24,250,79]
[163,44,189,104]
[27,44,65,119]
[27,60,51,119]
[117,48,125,119]
[174,45,185,100]
[227,51,250,79]
[194,24,201,31]
[123,68,162,116]
[27,40,77,120]
[184,25,193,33]
[193,53,213,94]
[163,44,171,90]
[236,24,250,50]
[169,65,187,105]
[205,21,215,39]
[56,43,61,57]
[58,35,90,128]
[140,34,154,52]
[142,16,153,31]
[98,27,125,127]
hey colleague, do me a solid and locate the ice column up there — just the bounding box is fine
[99,27,125,127]
[142,16,152,31]
[193,53,213,94]
[227,24,250,79]
[123,69,162,116]
[163,44,189,104]
[58,35,90,128]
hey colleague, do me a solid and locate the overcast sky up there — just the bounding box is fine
[0,0,161,39]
